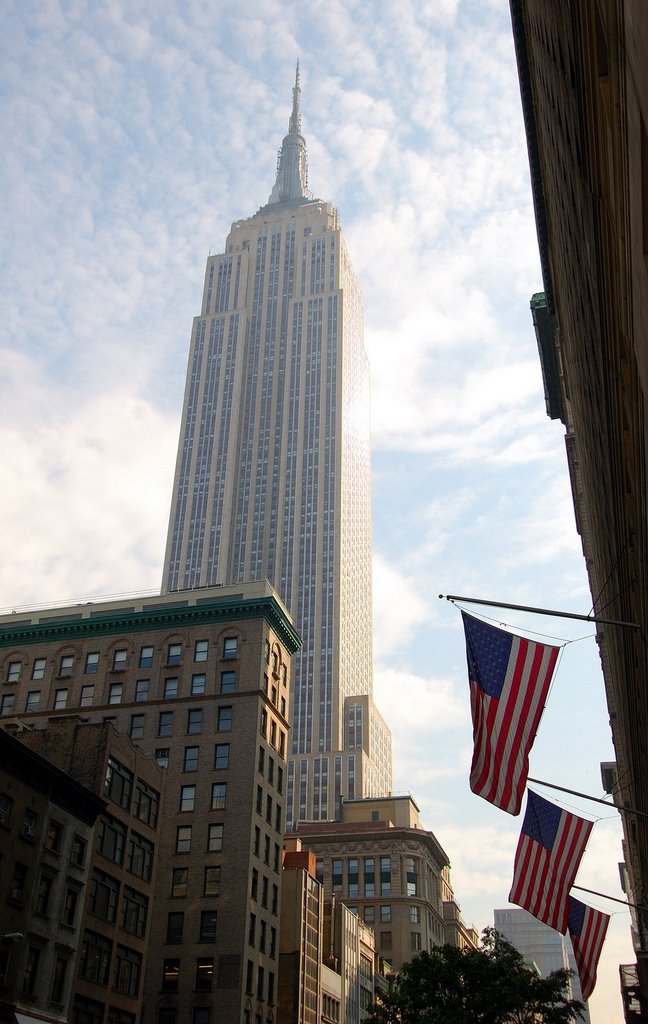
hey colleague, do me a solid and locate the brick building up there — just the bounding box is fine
[0,581,299,1024]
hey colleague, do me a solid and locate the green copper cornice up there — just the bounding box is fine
[0,595,301,654]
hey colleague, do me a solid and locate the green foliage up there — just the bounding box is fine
[366,928,585,1024]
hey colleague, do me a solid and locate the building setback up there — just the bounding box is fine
[161,64,392,827]
[0,581,299,1024]
[295,795,477,972]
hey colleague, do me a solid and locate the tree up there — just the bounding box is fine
[365,928,585,1024]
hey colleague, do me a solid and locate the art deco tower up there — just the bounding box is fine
[163,66,392,826]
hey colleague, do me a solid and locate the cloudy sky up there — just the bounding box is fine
[0,0,634,1018]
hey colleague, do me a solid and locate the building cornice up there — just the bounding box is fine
[0,595,301,654]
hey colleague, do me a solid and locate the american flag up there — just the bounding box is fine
[509,790,593,933]
[568,896,610,1001]
[462,611,560,815]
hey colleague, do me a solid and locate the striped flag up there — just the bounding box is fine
[509,791,593,933]
[568,896,610,1000]
[462,611,560,815]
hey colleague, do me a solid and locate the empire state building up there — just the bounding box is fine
[162,66,392,825]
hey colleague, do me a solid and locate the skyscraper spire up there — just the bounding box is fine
[268,61,309,206]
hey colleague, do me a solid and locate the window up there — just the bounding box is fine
[36,873,53,914]
[79,930,112,984]
[120,887,149,938]
[21,807,36,839]
[0,793,13,827]
[194,639,209,662]
[135,678,149,701]
[187,708,202,734]
[266,794,272,823]
[193,1010,210,1024]
[46,819,62,851]
[171,868,188,897]
[211,782,227,809]
[380,931,392,950]
[1,694,15,716]
[223,636,237,659]
[10,862,26,902]
[63,887,79,927]
[85,652,99,674]
[214,743,229,769]
[156,747,169,768]
[208,824,223,852]
[217,706,232,731]
[53,687,68,710]
[25,690,40,712]
[134,780,159,827]
[220,670,235,693]
[195,958,214,992]
[32,657,46,679]
[204,866,220,896]
[80,684,94,706]
[180,784,196,811]
[71,833,87,866]
[405,856,418,897]
[164,677,179,699]
[22,945,41,995]
[191,673,206,695]
[114,945,141,996]
[348,858,359,897]
[128,832,154,880]
[158,711,173,736]
[364,905,375,924]
[6,660,21,682]
[166,911,184,944]
[130,713,145,739]
[59,654,74,676]
[108,1009,136,1024]
[90,869,120,922]
[157,1010,177,1024]
[109,682,123,704]
[98,815,126,865]
[167,642,182,665]
[258,746,265,774]
[183,746,199,772]
[410,905,421,924]
[112,649,127,672]
[162,959,180,992]
[248,913,256,945]
[176,825,192,853]
[380,905,391,922]
[411,932,422,951]
[273,843,280,872]
[256,785,263,815]
[380,856,391,896]
[139,645,154,668]
[199,910,217,942]
[246,960,254,995]
[105,758,133,810]
[270,926,277,959]
[74,997,105,1024]
[51,955,68,1003]
[272,883,278,914]
[332,859,343,894]
[364,857,375,896]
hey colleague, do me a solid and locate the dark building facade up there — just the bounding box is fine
[509,0,648,1012]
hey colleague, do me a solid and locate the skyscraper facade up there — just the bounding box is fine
[162,66,391,825]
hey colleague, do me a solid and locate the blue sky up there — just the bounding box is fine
[0,0,634,1018]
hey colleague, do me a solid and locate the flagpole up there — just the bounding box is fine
[527,777,648,820]
[439,593,640,630]
[572,884,648,913]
